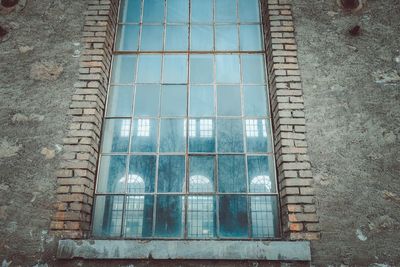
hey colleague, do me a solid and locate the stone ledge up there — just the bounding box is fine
[57,240,310,261]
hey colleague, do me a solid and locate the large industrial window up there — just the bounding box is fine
[92,0,280,239]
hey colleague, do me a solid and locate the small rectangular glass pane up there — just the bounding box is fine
[215,0,237,23]
[134,84,160,117]
[219,195,248,238]
[248,156,275,193]
[240,25,263,51]
[217,119,244,152]
[119,0,141,23]
[143,0,164,23]
[93,195,124,237]
[189,156,215,192]
[161,85,187,116]
[215,25,238,51]
[243,86,268,116]
[165,25,188,51]
[190,25,213,51]
[131,119,158,152]
[140,25,164,51]
[238,0,260,23]
[167,0,189,23]
[187,196,216,238]
[189,86,215,117]
[106,86,134,117]
[189,119,216,152]
[241,55,266,84]
[217,85,241,116]
[218,155,246,193]
[97,155,127,193]
[191,0,213,23]
[111,55,137,84]
[216,55,240,83]
[190,55,214,84]
[163,55,188,83]
[155,195,184,237]
[102,119,131,153]
[157,156,185,193]
[116,25,140,51]
[160,119,186,152]
[245,119,271,153]
[128,155,156,193]
[124,195,154,238]
[137,55,162,83]
[250,196,278,238]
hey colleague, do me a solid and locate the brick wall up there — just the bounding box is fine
[51,0,320,241]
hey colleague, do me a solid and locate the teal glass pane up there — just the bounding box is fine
[93,195,124,237]
[240,25,263,51]
[161,85,187,116]
[124,195,154,238]
[218,155,246,193]
[189,85,214,116]
[187,196,216,238]
[217,119,244,152]
[217,85,241,116]
[140,25,164,51]
[216,55,240,83]
[111,55,137,84]
[119,0,142,23]
[131,119,159,152]
[157,156,185,192]
[191,0,213,23]
[97,155,127,193]
[245,119,270,152]
[165,25,188,51]
[102,119,131,153]
[215,0,237,23]
[250,196,279,238]
[143,0,164,23]
[248,156,275,193]
[134,84,160,116]
[215,25,238,51]
[163,55,188,83]
[155,195,184,237]
[219,195,248,238]
[167,0,189,23]
[128,155,156,193]
[241,55,266,84]
[190,55,214,84]
[116,25,140,51]
[243,85,268,116]
[106,86,134,117]
[159,119,186,152]
[239,0,260,23]
[189,156,214,192]
[188,118,216,153]
[137,55,162,83]
[190,25,213,51]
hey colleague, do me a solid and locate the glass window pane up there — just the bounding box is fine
[140,25,164,51]
[97,155,127,193]
[189,119,216,153]
[217,85,241,116]
[163,55,188,83]
[215,25,238,51]
[134,84,160,117]
[158,156,185,192]
[111,55,137,84]
[243,86,268,116]
[161,85,187,116]
[215,0,237,23]
[190,25,213,51]
[102,119,131,153]
[242,55,266,84]
[128,155,156,193]
[216,55,240,83]
[217,119,244,152]
[250,196,278,238]
[106,86,134,117]
[131,119,159,152]
[93,195,124,237]
[187,196,216,238]
[189,86,215,117]
[116,25,140,51]
[191,0,213,23]
[155,195,184,237]
[240,25,263,51]
[119,0,142,23]
[160,119,186,152]
[190,55,214,84]
[238,0,260,23]
[218,155,246,193]
[165,25,188,51]
[124,195,154,238]
[219,195,248,238]
[143,0,164,23]
[137,55,162,83]
[245,119,271,153]
[248,156,275,193]
[167,0,189,23]
[189,156,214,192]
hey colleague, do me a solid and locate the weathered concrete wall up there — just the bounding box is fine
[292,0,400,266]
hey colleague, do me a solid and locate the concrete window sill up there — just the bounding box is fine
[57,240,311,261]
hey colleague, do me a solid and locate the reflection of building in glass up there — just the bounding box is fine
[246,119,268,138]
[250,175,271,193]
[188,119,213,138]
[137,119,150,137]
[120,119,130,137]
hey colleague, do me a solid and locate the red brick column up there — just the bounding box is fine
[261,0,320,240]
[50,0,119,239]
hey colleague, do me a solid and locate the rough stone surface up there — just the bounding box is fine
[30,61,64,81]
